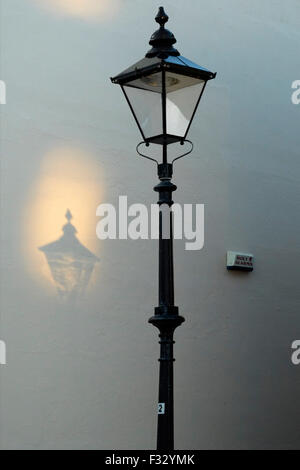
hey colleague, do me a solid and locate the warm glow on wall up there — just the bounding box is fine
[23,146,104,294]
[34,0,121,20]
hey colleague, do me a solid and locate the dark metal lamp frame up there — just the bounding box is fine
[110,6,216,450]
[112,56,215,146]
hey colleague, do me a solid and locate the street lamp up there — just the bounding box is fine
[111,7,216,450]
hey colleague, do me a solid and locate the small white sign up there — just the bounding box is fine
[158,403,165,414]
[227,251,253,271]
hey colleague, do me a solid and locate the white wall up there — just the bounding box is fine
[0,0,299,449]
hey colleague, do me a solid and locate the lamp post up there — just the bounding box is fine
[111,7,216,450]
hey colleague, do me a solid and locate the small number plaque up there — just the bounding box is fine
[158,403,165,414]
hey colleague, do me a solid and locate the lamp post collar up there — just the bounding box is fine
[146,7,180,59]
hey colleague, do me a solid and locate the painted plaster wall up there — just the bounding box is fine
[0,0,299,449]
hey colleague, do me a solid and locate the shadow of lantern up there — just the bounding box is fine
[39,210,99,300]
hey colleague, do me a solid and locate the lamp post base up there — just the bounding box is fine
[149,312,185,450]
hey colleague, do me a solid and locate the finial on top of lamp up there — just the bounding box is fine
[155,6,169,27]
[146,7,180,58]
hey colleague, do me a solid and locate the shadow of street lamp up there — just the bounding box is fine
[39,210,99,301]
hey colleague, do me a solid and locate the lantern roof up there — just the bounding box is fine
[111,7,216,86]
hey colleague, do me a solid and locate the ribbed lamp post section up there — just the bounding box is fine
[111,7,216,450]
